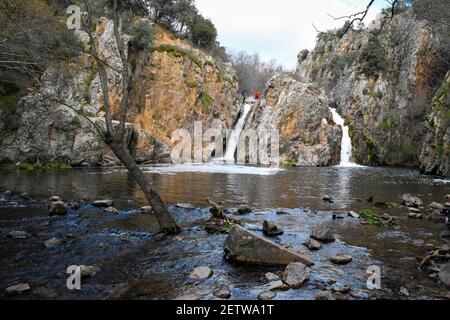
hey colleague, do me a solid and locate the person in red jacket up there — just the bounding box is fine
[254,90,261,100]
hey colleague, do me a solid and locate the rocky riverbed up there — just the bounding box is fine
[1,188,449,300]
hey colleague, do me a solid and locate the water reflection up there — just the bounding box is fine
[0,166,448,211]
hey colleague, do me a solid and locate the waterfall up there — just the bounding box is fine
[223,102,252,162]
[329,107,359,167]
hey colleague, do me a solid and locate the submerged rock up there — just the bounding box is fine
[282,262,310,288]
[402,194,423,208]
[223,225,313,266]
[7,230,30,239]
[5,283,30,294]
[189,266,213,281]
[44,237,63,248]
[213,286,231,299]
[330,254,353,265]
[262,220,284,237]
[303,239,322,251]
[237,205,252,215]
[310,227,335,243]
[49,201,67,216]
[104,206,118,214]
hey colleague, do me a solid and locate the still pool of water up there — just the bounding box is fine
[0,165,448,211]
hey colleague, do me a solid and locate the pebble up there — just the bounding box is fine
[44,237,63,248]
[141,206,152,214]
[258,291,276,300]
[332,283,351,294]
[213,286,231,299]
[7,230,30,239]
[189,266,213,281]
[269,280,290,291]
[104,206,118,214]
[237,205,252,215]
[315,290,335,300]
[330,254,353,265]
[265,272,280,282]
[176,203,195,210]
[400,286,410,297]
[303,238,322,251]
[348,211,360,218]
[93,200,114,207]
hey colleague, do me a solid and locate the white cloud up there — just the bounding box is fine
[195,0,382,69]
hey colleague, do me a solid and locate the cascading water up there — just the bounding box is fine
[329,107,359,167]
[223,102,252,162]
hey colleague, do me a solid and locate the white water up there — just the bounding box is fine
[329,108,360,167]
[141,163,283,176]
[223,102,252,162]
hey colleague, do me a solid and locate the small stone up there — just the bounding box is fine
[49,201,67,216]
[262,220,284,237]
[332,283,351,294]
[141,206,152,214]
[402,194,422,208]
[258,291,276,300]
[439,263,450,288]
[175,294,201,300]
[330,254,353,265]
[429,202,444,211]
[400,286,410,297]
[446,194,450,201]
[322,195,334,203]
[213,286,231,299]
[348,211,360,218]
[104,206,118,214]
[310,227,335,243]
[269,280,290,291]
[237,205,252,215]
[315,290,335,300]
[176,203,195,210]
[69,201,81,210]
[408,207,422,214]
[7,230,30,239]
[407,212,418,219]
[5,283,30,294]
[49,196,62,202]
[4,190,12,196]
[20,192,29,199]
[303,239,322,251]
[282,262,310,288]
[189,266,213,281]
[276,209,289,215]
[445,202,450,208]
[265,272,280,282]
[80,265,100,278]
[44,237,63,248]
[93,200,114,207]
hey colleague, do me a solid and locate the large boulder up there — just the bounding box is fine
[223,225,313,266]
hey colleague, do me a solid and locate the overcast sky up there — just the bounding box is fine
[195,0,387,69]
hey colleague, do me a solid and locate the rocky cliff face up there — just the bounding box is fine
[295,9,449,176]
[245,74,342,166]
[0,19,239,166]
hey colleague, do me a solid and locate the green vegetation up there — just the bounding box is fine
[18,162,72,171]
[310,59,325,81]
[435,144,444,155]
[359,209,396,227]
[364,133,378,165]
[150,45,202,68]
[185,79,198,88]
[200,92,213,108]
[380,115,396,130]
[359,34,387,78]
[0,95,20,111]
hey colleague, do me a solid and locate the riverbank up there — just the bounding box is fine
[0,186,449,300]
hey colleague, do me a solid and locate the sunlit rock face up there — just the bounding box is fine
[295,9,449,176]
[0,19,240,166]
[244,74,342,167]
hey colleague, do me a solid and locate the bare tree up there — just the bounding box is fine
[0,0,181,234]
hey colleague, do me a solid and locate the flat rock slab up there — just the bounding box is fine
[5,283,30,294]
[282,262,310,288]
[330,254,353,265]
[189,266,213,281]
[439,263,450,287]
[224,225,313,266]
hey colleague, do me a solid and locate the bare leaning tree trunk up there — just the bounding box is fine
[79,0,180,234]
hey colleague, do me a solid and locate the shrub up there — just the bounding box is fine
[359,34,387,78]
